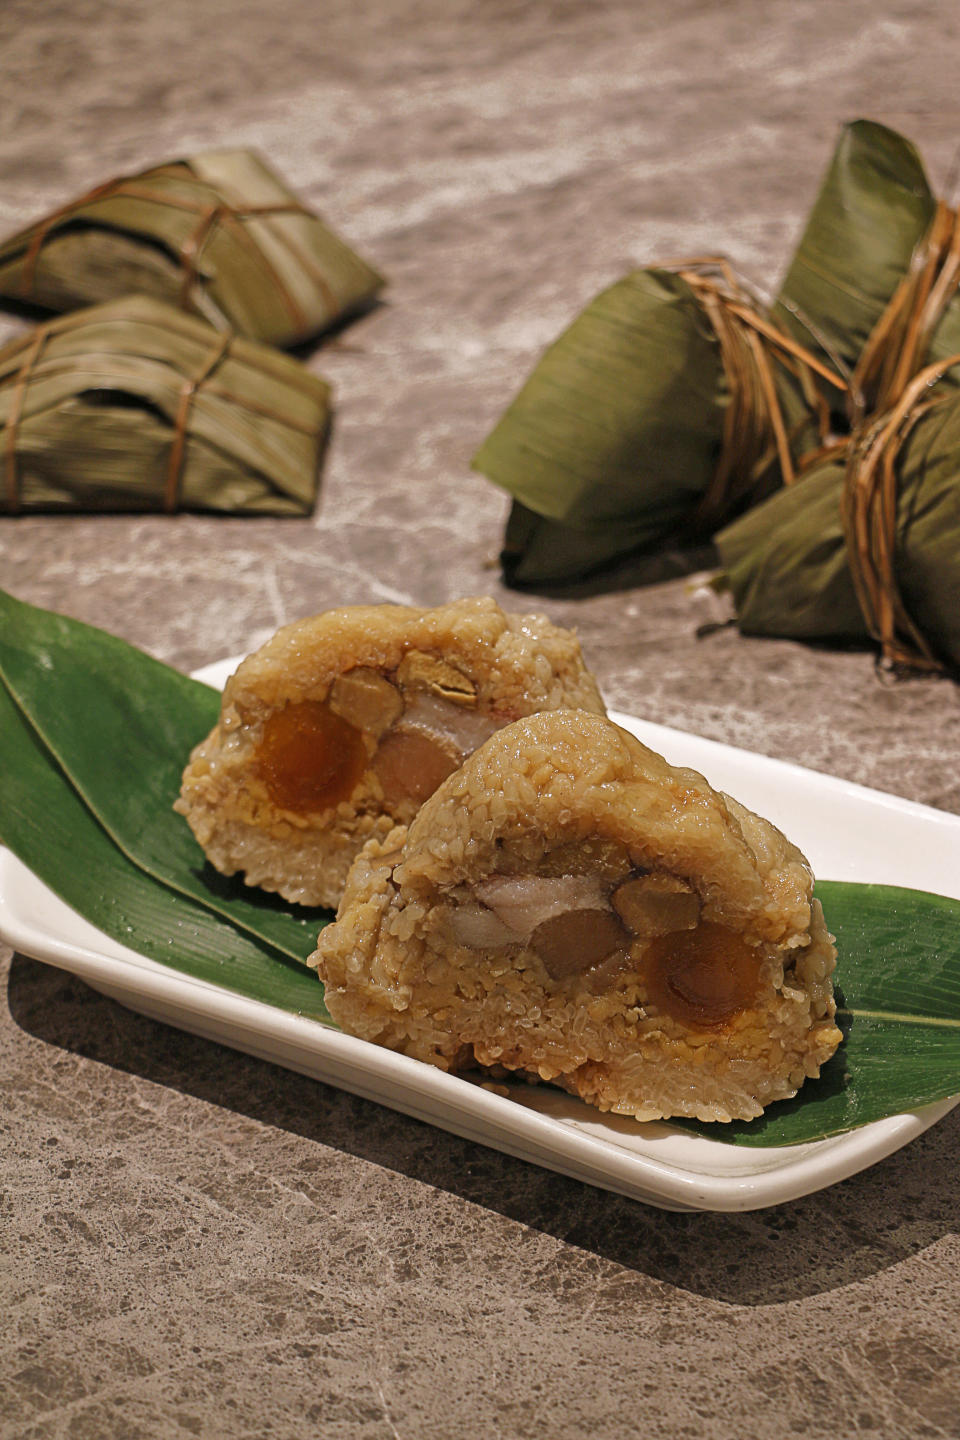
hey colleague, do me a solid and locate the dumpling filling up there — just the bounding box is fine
[254,660,499,815]
[446,869,759,1025]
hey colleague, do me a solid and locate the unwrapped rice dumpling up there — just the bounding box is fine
[312,710,841,1123]
[0,150,384,348]
[176,597,606,910]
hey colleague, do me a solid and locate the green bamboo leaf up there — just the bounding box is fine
[773,119,935,392]
[0,587,329,963]
[0,677,329,1019]
[714,390,960,669]
[680,880,960,1146]
[498,498,713,593]
[473,269,727,545]
[473,267,821,587]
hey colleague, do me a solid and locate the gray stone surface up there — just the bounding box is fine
[2,2,960,1436]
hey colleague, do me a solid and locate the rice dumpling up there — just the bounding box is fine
[715,373,960,673]
[0,150,384,348]
[474,264,840,588]
[312,709,841,1123]
[176,596,606,909]
[0,296,331,515]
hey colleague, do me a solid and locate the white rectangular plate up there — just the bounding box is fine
[2,655,958,1212]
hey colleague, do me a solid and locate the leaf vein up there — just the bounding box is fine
[841,1007,960,1029]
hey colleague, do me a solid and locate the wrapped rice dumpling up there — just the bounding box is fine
[0,296,331,515]
[715,371,960,673]
[176,597,606,910]
[474,265,840,589]
[0,150,384,348]
[312,710,841,1123]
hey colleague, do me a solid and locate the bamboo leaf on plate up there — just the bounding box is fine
[0,587,329,963]
[0,677,329,1019]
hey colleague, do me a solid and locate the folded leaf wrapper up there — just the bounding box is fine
[716,378,960,673]
[774,121,935,392]
[0,296,332,515]
[773,118,960,423]
[0,149,384,348]
[0,588,330,1012]
[474,265,840,589]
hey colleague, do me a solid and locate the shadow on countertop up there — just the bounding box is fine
[8,952,958,1310]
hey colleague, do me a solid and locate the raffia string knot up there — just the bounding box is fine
[850,199,960,425]
[657,259,848,534]
[841,352,960,676]
[836,202,960,676]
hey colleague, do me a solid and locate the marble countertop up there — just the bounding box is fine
[2,2,959,1435]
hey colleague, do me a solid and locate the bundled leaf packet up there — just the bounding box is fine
[715,372,960,674]
[0,149,384,348]
[478,119,960,600]
[473,265,841,589]
[0,295,332,515]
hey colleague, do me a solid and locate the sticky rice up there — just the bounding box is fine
[311,710,841,1123]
